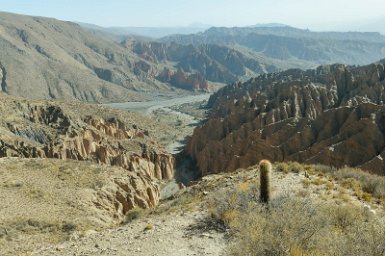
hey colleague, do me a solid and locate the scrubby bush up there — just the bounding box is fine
[275,162,289,173]
[208,183,258,228]
[211,186,385,255]
[143,223,153,231]
[288,161,305,173]
[310,165,385,201]
[333,167,385,199]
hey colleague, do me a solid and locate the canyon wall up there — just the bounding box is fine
[0,101,174,180]
[187,61,385,175]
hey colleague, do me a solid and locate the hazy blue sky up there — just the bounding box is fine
[1,0,385,31]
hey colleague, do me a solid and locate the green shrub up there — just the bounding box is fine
[143,223,153,231]
[208,184,258,228]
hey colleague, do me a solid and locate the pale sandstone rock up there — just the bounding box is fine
[95,171,160,219]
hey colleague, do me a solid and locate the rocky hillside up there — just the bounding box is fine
[0,12,287,102]
[0,12,185,102]
[0,93,175,180]
[126,40,282,83]
[161,25,385,65]
[0,12,288,101]
[187,60,385,176]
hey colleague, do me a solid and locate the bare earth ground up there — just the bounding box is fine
[36,210,226,256]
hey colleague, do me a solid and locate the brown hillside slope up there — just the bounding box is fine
[0,12,279,102]
[187,60,385,175]
[0,12,171,102]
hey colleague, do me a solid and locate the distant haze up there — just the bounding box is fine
[1,0,385,33]
[78,22,211,38]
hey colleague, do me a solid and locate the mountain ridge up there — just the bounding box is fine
[0,11,164,102]
[161,26,385,65]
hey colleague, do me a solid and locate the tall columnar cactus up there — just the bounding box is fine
[259,159,272,203]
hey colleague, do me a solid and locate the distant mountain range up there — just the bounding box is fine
[1,11,385,103]
[0,12,217,102]
[354,17,385,35]
[0,12,305,102]
[160,26,385,65]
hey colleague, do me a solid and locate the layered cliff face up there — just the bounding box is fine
[0,94,174,180]
[187,60,385,175]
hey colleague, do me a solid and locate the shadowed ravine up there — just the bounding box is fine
[107,93,210,198]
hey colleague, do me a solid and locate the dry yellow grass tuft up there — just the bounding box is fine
[143,223,154,231]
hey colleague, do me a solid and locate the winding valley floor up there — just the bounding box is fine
[107,93,210,154]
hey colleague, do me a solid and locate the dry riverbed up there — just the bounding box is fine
[107,93,210,154]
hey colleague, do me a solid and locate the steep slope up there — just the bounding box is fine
[187,60,385,176]
[161,26,385,65]
[0,12,172,102]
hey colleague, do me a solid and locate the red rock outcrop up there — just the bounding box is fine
[157,68,210,91]
[187,61,385,175]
